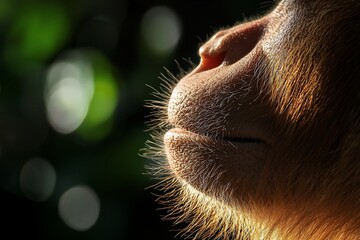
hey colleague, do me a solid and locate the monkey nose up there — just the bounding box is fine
[198,18,267,71]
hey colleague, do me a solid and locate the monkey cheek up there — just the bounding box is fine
[163,128,268,200]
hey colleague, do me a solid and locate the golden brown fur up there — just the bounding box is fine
[145,0,360,239]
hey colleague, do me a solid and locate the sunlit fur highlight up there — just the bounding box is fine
[253,1,360,239]
[144,0,360,239]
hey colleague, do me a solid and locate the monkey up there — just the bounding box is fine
[145,0,360,239]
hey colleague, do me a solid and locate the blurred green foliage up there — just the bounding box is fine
[0,0,269,239]
[77,52,119,140]
[5,2,70,65]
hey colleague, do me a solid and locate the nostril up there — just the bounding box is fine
[199,50,226,71]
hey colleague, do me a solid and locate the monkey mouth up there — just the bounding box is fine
[163,127,268,191]
[166,127,265,145]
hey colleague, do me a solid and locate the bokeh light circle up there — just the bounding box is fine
[45,53,94,134]
[20,158,56,201]
[141,6,182,55]
[58,185,101,231]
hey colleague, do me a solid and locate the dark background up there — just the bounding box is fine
[0,0,272,239]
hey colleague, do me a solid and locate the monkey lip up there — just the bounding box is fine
[165,127,265,145]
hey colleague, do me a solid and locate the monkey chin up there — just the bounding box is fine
[163,127,268,203]
[161,127,275,239]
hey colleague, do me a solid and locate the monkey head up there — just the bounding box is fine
[146,0,360,239]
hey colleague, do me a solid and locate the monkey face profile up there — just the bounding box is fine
[146,0,360,239]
